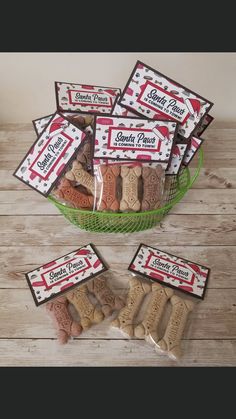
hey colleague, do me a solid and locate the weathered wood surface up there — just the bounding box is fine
[0,339,235,367]
[1,214,235,246]
[0,289,235,340]
[0,245,235,288]
[0,122,236,366]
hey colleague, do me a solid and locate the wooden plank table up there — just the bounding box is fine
[0,122,236,366]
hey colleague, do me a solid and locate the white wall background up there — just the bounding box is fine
[0,53,235,123]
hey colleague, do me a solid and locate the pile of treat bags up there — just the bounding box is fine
[25,242,210,360]
[14,60,214,213]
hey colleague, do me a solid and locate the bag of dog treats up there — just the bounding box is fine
[51,146,95,210]
[92,159,166,213]
[50,128,95,210]
[111,271,194,361]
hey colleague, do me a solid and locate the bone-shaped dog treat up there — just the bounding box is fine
[120,166,141,212]
[76,137,92,168]
[111,277,151,337]
[46,296,82,344]
[155,295,194,360]
[97,165,120,211]
[134,283,173,340]
[67,114,94,128]
[87,275,125,317]
[141,166,164,211]
[54,178,94,209]
[67,285,104,330]
[65,161,95,195]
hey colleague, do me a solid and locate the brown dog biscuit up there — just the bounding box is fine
[97,165,120,211]
[76,136,92,169]
[67,285,104,330]
[155,295,194,360]
[141,165,164,211]
[87,275,125,317]
[65,161,95,195]
[54,178,94,209]
[46,296,82,344]
[135,283,173,340]
[111,277,151,337]
[120,166,141,212]
[66,114,94,129]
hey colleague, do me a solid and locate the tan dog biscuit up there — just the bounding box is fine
[141,166,164,211]
[46,296,82,344]
[87,275,125,317]
[155,295,194,360]
[120,166,141,212]
[54,178,94,209]
[111,277,151,337]
[134,283,173,340]
[97,165,120,211]
[65,161,95,195]
[67,285,104,330]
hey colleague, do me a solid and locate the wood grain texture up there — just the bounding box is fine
[0,246,235,288]
[1,214,236,246]
[0,289,235,340]
[190,168,236,189]
[0,123,236,366]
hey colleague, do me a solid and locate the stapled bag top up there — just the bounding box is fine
[55,82,121,114]
[119,61,214,140]
[128,244,210,299]
[93,116,178,162]
[25,244,108,306]
[14,112,86,196]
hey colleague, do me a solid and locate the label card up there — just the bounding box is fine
[55,82,121,114]
[32,112,85,136]
[128,244,210,299]
[183,136,203,166]
[33,114,53,136]
[94,116,178,162]
[14,112,86,196]
[25,244,108,306]
[119,61,213,140]
[194,114,214,136]
[166,143,188,175]
[111,94,138,117]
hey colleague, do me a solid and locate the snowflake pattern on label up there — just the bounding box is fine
[128,244,210,299]
[119,61,213,140]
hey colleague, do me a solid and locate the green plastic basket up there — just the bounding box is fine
[48,149,203,233]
